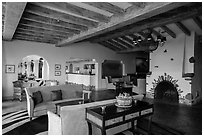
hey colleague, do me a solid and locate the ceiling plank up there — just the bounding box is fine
[3,2,27,40]
[91,5,200,43]
[56,2,191,46]
[26,3,98,28]
[17,24,73,37]
[114,38,134,48]
[23,12,88,31]
[33,2,110,23]
[16,28,68,39]
[13,35,57,44]
[19,18,80,34]
[161,25,176,38]
[175,22,191,36]
[14,32,62,41]
[120,36,134,45]
[107,39,127,50]
[193,16,202,29]
[15,29,67,40]
[83,2,124,15]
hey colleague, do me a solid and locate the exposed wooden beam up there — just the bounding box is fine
[175,22,191,36]
[117,45,153,53]
[23,12,88,31]
[17,24,73,37]
[14,32,62,41]
[107,39,127,50]
[56,2,191,46]
[161,25,176,38]
[83,2,124,15]
[3,2,27,40]
[33,2,110,23]
[114,38,134,48]
[26,3,98,28]
[120,36,134,45]
[13,35,57,44]
[193,16,202,29]
[15,30,66,40]
[16,28,68,39]
[91,5,200,43]
[98,41,119,51]
[19,18,80,34]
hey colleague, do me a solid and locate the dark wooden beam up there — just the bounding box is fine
[91,6,200,43]
[17,24,73,37]
[175,22,191,36]
[114,38,134,48]
[57,2,191,46]
[107,39,127,50]
[26,3,98,28]
[33,2,110,23]
[83,2,124,15]
[98,41,120,51]
[193,16,202,29]
[120,36,134,45]
[20,18,80,34]
[161,25,176,38]
[23,11,88,31]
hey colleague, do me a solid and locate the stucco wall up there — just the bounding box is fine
[2,40,138,99]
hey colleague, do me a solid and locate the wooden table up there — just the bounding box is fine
[86,100,153,135]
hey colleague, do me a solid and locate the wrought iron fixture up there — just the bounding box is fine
[133,31,166,52]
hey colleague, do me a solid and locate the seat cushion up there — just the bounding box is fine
[51,90,62,101]
[33,91,43,106]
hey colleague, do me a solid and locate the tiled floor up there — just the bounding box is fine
[2,97,202,135]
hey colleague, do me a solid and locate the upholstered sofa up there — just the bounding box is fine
[25,84,85,120]
[47,99,134,135]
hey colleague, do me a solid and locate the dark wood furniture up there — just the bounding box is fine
[86,100,153,135]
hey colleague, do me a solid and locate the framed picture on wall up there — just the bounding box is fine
[55,71,61,76]
[5,65,15,73]
[55,64,61,70]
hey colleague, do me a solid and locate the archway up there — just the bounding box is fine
[17,55,49,80]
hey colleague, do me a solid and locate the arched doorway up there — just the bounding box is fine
[17,55,49,80]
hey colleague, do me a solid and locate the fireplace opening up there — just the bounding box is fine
[154,81,179,104]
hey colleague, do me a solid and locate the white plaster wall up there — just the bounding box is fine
[146,33,194,99]
[2,40,137,98]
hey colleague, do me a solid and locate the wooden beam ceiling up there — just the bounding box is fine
[175,22,191,36]
[83,2,125,15]
[56,2,190,47]
[26,3,98,28]
[91,5,200,43]
[3,2,26,40]
[161,25,176,38]
[33,2,110,23]
[22,12,88,31]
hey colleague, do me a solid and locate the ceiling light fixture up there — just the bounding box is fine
[133,31,166,52]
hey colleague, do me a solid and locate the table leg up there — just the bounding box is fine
[87,122,92,135]
[147,116,152,134]
[131,121,136,135]
[101,129,106,135]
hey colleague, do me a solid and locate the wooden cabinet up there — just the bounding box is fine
[13,81,26,101]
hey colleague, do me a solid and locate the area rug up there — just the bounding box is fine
[2,110,184,135]
[2,110,47,135]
